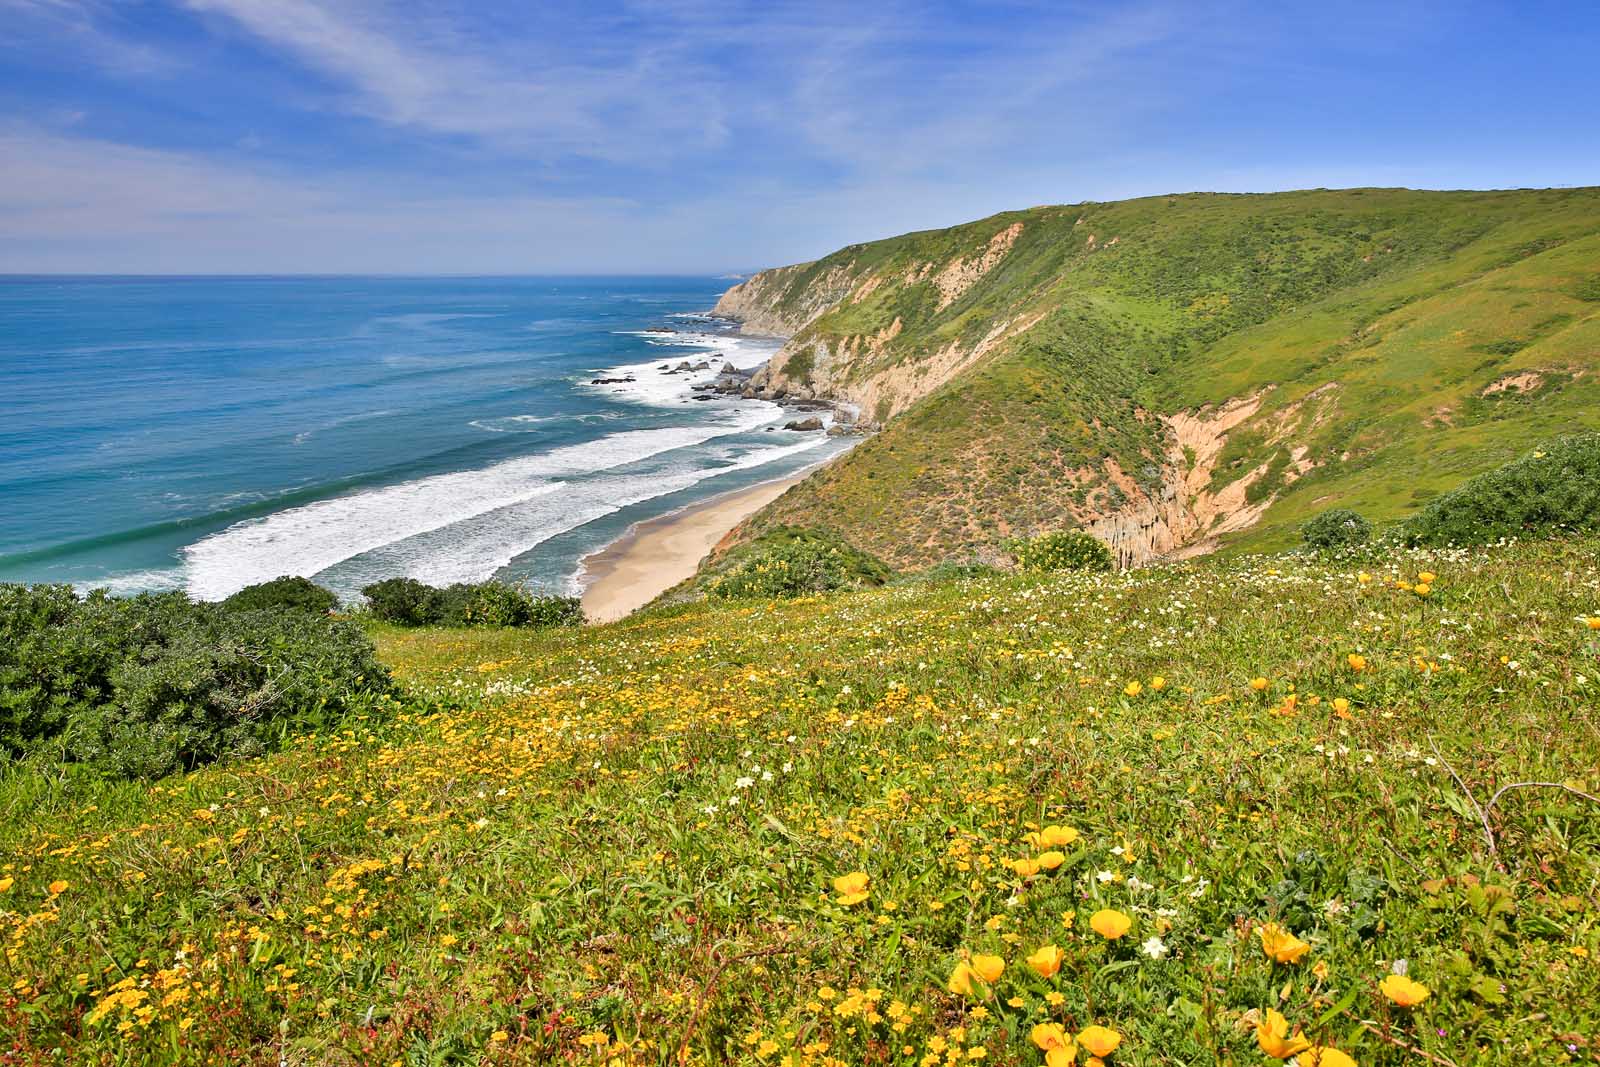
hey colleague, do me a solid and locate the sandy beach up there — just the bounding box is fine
[579,474,805,623]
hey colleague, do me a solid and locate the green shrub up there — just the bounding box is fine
[896,561,1005,585]
[221,575,338,615]
[360,577,583,629]
[706,528,892,600]
[1301,508,1373,550]
[1405,434,1600,546]
[0,585,390,778]
[1011,530,1114,573]
[361,577,443,625]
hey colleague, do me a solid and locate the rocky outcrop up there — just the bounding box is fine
[713,262,869,336]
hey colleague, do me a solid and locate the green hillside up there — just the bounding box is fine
[716,188,1600,568]
[5,538,1597,1064]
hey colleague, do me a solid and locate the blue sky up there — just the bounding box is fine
[2,0,1597,273]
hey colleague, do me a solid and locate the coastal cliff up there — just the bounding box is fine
[712,187,1600,569]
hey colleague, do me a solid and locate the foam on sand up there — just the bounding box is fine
[325,437,829,594]
[182,409,782,600]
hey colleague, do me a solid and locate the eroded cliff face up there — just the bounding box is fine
[715,222,1042,427]
[713,221,1339,568]
[1088,384,1339,567]
[747,309,1046,427]
[712,262,867,336]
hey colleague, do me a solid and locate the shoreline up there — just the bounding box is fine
[577,471,807,623]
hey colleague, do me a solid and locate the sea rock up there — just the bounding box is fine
[784,416,824,431]
[590,376,635,385]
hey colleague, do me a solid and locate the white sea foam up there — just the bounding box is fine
[74,566,189,597]
[292,408,398,445]
[181,407,781,600]
[468,411,630,434]
[321,436,832,594]
[589,329,780,408]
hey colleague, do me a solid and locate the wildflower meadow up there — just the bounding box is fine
[3,538,1598,1065]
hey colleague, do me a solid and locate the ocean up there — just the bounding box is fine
[0,275,847,600]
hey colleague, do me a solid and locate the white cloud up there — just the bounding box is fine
[181,0,731,159]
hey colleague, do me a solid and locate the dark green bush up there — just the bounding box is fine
[221,575,338,615]
[1011,530,1114,573]
[1301,508,1373,550]
[706,527,892,600]
[1405,434,1600,546]
[0,585,390,778]
[361,577,442,625]
[360,577,583,629]
[896,561,1005,585]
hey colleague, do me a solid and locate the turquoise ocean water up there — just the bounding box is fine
[0,276,845,599]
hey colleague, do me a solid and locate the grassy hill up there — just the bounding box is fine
[3,537,1598,1064]
[714,188,1600,568]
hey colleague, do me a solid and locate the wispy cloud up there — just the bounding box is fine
[181,0,733,160]
[2,1,1597,271]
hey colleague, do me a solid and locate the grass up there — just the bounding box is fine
[2,537,1598,1064]
[730,188,1600,566]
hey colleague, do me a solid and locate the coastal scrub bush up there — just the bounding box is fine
[705,527,891,601]
[361,577,442,626]
[1404,434,1600,546]
[220,574,338,616]
[1011,530,1114,573]
[895,560,1005,586]
[0,584,390,778]
[360,577,583,629]
[1301,508,1373,550]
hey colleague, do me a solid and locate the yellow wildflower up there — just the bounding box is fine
[1255,1009,1310,1058]
[1379,974,1430,1006]
[1259,922,1311,964]
[832,871,870,906]
[1026,943,1064,978]
[1076,1025,1122,1058]
[1089,909,1131,940]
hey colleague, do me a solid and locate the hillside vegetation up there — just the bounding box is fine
[3,537,1598,1064]
[714,188,1600,569]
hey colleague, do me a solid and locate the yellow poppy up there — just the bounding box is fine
[1346,653,1366,671]
[831,871,870,906]
[1258,922,1311,964]
[1300,1047,1356,1067]
[1255,1009,1311,1058]
[1379,974,1430,1006]
[1036,850,1066,871]
[947,961,977,996]
[1027,943,1064,978]
[0,876,12,892]
[1123,680,1143,698]
[47,880,69,895]
[971,954,1005,984]
[1030,825,1080,849]
[1149,676,1166,691]
[1418,571,1436,583]
[1089,909,1132,940]
[1013,857,1041,878]
[1076,1025,1122,1058]
[1031,1022,1075,1067]
[1413,583,1431,596]
[1250,676,1270,691]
